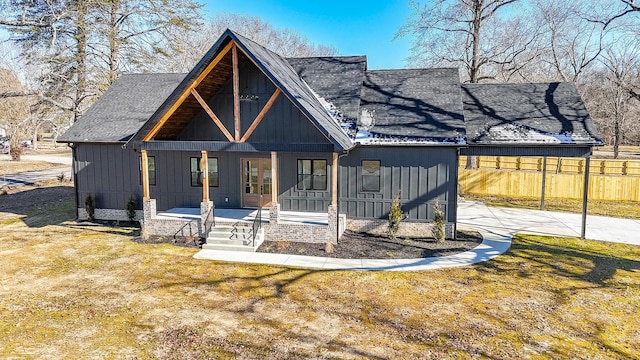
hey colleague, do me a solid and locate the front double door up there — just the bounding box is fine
[242,158,272,208]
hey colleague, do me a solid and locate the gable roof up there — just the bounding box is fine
[358,68,466,144]
[462,83,602,145]
[59,29,600,153]
[58,74,184,143]
[127,29,353,151]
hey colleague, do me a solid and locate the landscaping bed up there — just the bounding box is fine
[257,230,483,259]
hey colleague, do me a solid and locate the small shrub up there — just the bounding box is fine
[57,172,66,182]
[84,194,95,221]
[126,195,137,222]
[388,193,403,239]
[433,200,446,243]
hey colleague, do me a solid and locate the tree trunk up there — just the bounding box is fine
[613,117,620,159]
[108,0,119,85]
[73,0,89,123]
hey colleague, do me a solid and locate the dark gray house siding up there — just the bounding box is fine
[177,60,329,145]
[278,152,333,212]
[339,146,457,222]
[75,143,143,210]
[149,150,274,211]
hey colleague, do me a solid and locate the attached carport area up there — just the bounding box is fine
[460,83,603,239]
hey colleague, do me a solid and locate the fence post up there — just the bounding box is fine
[581,156,591,240]
[541,156,547,211]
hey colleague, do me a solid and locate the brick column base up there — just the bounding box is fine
[269,203,280,224]
[200,201,214,236]
[327,205,338,244]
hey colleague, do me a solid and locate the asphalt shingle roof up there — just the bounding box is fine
[59,30,601,151]
[287,56,366,121]
[462,83,602,145]
[58,73,185,143]
[359,69,466,143]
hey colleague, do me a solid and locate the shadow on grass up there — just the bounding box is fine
[480,235,640,287]
[0,185,75,227]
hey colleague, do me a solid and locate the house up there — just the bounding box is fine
[58,29,601,249]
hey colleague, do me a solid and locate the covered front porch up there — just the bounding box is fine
[156,207,332,226]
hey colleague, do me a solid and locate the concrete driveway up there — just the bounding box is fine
[0,153,72,188]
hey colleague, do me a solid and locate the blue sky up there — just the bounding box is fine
[202,0,413,69]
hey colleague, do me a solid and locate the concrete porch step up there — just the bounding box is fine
[204,226,264,252]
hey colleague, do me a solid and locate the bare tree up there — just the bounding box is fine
[0,0,202,123]
[0,68,35,160]
[589,39,640,156]
[398,0,537,168]
[532,0,607,84]
[397,0,542,83]
[601,0,640,28]
[164,14,338,73]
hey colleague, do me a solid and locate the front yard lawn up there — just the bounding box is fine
[1,184,638,358]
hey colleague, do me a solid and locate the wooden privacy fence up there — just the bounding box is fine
[459,156,640,202]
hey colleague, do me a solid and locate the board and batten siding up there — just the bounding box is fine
[177,61,329,145]
[75,144,272,211]
[339,146,457,222]
[278,152,333,212]
[75,143,143,210]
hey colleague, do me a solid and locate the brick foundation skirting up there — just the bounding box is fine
[77,208,144,222]
[141,218,200,240]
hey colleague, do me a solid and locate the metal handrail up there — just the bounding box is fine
[173,219,198,244]
[251,206,262,247]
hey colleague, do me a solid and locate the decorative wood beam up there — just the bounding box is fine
[190,88,234,142]
[141,150,150,200]
[143,41,235,141]
[232,44,240,141]
[332,152,338,206]
[239,88,281,142]
[271,151,278,204]
[201,151,209,202]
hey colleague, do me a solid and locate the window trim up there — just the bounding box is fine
[296,159,328,191]
[190,157,219,187]
[361,159,381,192]
[139,156,156,186]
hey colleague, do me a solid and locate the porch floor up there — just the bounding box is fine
[156,208,329,226]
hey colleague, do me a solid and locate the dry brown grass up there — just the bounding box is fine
[0,159,67,175]
[1,184,639,358]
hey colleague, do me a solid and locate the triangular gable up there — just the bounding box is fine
[127,29,353,152]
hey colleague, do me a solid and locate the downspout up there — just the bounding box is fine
[453,147,460,239]
[68,143,79,220]
[336,149,351,243]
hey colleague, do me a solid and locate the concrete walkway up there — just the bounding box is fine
[194,201,640,271]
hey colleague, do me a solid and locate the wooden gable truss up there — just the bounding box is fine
[142,41,282,143]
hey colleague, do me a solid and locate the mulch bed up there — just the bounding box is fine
[257,230,483,259]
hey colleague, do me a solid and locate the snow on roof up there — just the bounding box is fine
[310,85,465,146]
[487,123,595,144]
